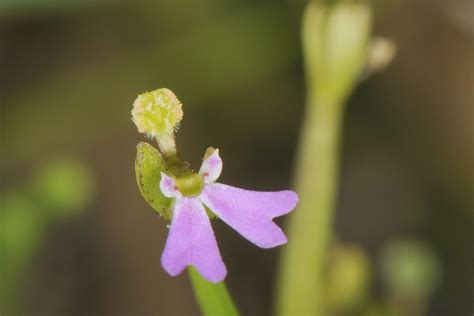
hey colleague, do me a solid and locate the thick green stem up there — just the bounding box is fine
[188,267,240,316]
[276,95,343,316]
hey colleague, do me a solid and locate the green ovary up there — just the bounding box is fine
[176,172,204,197]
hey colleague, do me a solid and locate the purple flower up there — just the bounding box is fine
[159,150,298,283]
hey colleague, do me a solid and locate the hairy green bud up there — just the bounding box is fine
[132,88,183,137]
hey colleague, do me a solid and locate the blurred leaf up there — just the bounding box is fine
[0,157,95,314]
[0,191,42,314]
[380,238,442,298]
[0,191,42,269]
[31,157,95,216]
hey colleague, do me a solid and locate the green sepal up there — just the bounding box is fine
[135,141,173,219]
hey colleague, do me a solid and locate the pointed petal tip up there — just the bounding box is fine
[287,190,299,208]
[161,260,227,283]
[266,189,298,218]
[255,231,288,249]
[272,190,298,217]
[208,275,226,284]
[194,265,228,283]
[249,228,288,249]
[161,257,187,277]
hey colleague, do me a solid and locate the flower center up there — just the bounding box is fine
[175,172,204,197]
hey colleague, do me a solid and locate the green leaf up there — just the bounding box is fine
[0,191,42,314]
[188,267,240,316]
[135,141,172,219]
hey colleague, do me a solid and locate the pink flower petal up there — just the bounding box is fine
[160,172,180,198]
[199,149,223,184]
[200,183,298,249]
[161,197,227,283]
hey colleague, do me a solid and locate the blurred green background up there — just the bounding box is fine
[1,1,473,315]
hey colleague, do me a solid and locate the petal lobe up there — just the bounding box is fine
[200,183,298,249]
[160,172,181,198]
[161,197,227,283]
[199,149,223,184]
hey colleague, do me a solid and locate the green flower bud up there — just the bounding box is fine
[131,88,183,137]
[303,1,372,106]
[135,141,173,219]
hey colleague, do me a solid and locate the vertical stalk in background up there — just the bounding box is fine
[276,2,372,315]
[277,93,342,315]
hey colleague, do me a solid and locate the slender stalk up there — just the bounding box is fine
[276,92,343,316]
[275,2,372,314]
[156,132,178,158]
[188,267,240,316]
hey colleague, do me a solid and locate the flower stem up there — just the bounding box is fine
[188,267,240,316]
[156,132,178,158]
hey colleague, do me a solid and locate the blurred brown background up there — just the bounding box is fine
[1,1,473,315]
